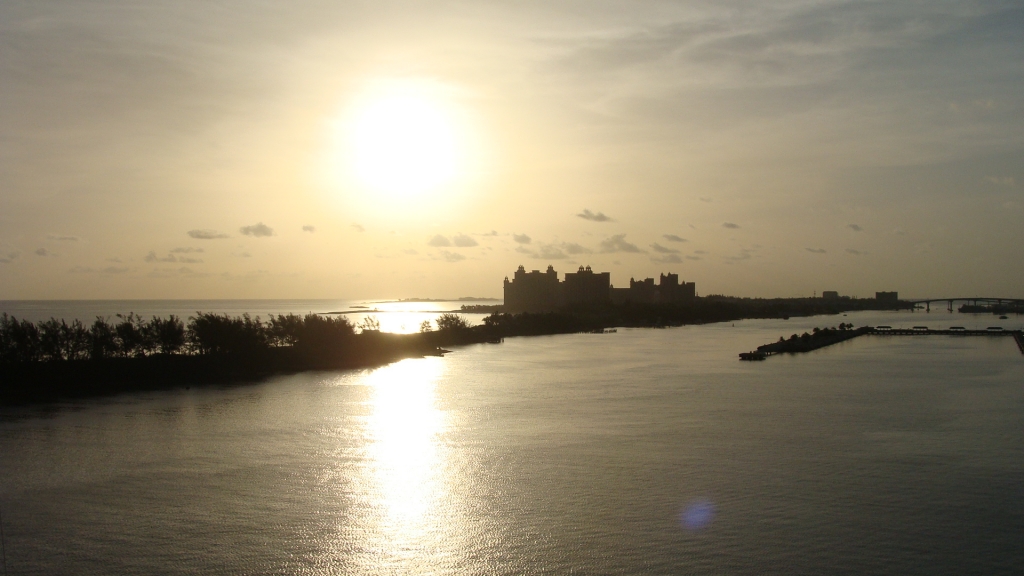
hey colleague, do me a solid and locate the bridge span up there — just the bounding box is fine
[904,297,1024,313]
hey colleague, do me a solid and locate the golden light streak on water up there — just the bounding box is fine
[354,357,452,571]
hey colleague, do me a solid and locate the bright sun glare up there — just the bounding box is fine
[349,93,459,199]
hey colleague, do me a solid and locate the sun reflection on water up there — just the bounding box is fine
[358,357,450,564]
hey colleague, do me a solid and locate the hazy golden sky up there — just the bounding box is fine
[2,0,1022,299]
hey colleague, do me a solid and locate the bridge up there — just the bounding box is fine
[903,297,1024,312]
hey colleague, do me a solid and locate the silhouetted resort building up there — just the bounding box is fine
[610,272,695,305]
[876,291,899,303]
[564,265,611,307]
[503,265,561,312]
[503,265,695,312]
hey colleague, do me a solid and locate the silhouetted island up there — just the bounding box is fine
[0,264,917,405]
[1,287,912,406]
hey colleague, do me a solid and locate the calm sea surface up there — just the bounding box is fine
[0,307,1022,575]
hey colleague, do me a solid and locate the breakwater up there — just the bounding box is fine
[741,326,1024,360]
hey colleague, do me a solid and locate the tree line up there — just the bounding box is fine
[0,312,362,364]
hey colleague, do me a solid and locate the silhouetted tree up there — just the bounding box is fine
[148,315,186,355]
[39,318,66,361]
[358,316,381,333]
[419,320,433,332]
[292,314,354,354]
[188,313,269,355]
[0,314,41,363]
[115,313,152,357]
[90,317,118,359]
[269,314,304,346]
[38,318,90,361]
[435,313,470,331]
[482,313,513,329]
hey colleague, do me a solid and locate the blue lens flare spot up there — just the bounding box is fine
[680,500,716,530]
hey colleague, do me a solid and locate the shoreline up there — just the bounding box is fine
[0,298,909,406]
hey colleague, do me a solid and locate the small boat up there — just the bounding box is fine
[999,315,1009,320]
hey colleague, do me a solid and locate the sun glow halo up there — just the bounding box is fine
[349,94,459,199]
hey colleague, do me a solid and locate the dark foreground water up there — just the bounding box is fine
[1,310,1022,575]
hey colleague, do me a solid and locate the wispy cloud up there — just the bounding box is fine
[722,222,740,229]
[240,222,274,237]
[651,254,683,263]
[47,235,78,242]
[562,242,592,255]
[986,176,1015,187]
[452,234,478,247]
[513,233,532,244]
[805,248,827,254]
[147,266,210,278]
[146,249,203,264]
[577,209,613,222]
[517,244,569,260]
[302,225,316,233]
[351,223,365,232]
[726,252,753,261]
[599,234,643,253]
[188,229,229,240]
[848,224,863,232]
[650,243,679,254]
[845,248,865,255]
[34,248,51,256]
[537,245,568,259]
[70,266,129,274]
[439,251,465,263]
[145,251,177,263]
[662,234,687,243]
[427,234,451,247]
[0,252,20,264]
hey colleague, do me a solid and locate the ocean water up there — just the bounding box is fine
[0,309,1022,575]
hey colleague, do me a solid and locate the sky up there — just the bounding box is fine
[1,0,1022,300]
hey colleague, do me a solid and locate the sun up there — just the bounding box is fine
[348,92,459,199]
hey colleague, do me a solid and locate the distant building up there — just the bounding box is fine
[658,273,695,302]
[505,264,695,311]
[822,291,839,300]
[503,265,560,312]
[876,291,899,303]
[563,265,610,307]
